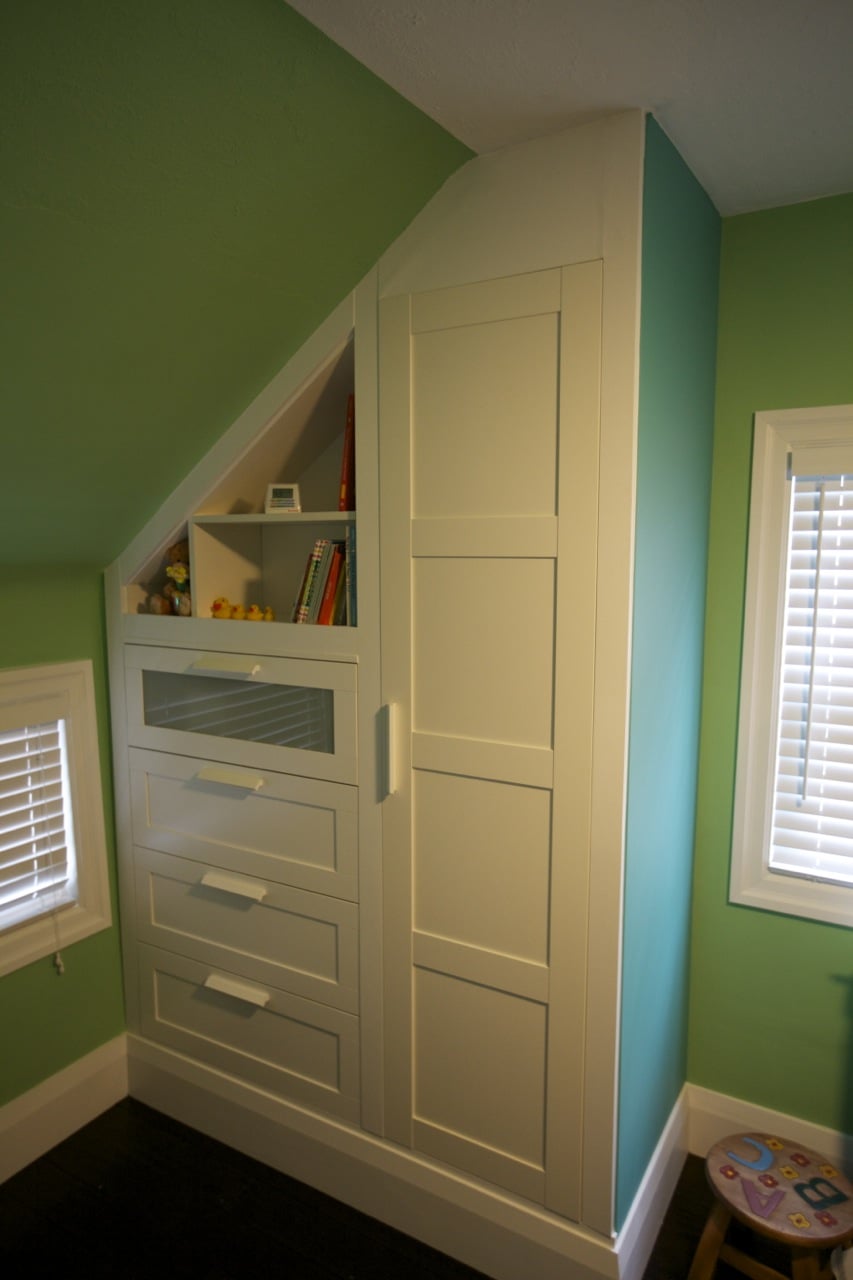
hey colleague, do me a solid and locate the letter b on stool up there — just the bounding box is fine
[794,1177,849,1211]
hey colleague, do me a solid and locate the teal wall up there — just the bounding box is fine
[0,568,125,1106]
[616,118,720,1225]
[1,0,470,567]
[688,193,853,1137]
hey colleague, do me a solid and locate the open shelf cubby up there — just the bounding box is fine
[125,338,356,626]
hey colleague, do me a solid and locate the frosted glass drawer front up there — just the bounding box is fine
[129,748,357,900]
[125,646,357,784]
[135,848,358,1012]
[138,944,360,1122]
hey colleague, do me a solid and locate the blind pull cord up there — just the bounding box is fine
[800,480,827,805]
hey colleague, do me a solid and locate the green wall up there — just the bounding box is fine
[0,568,125,1106]
[616,118,720,1224]
[1,0,470,567]
[0,0,469,1107]
[689,193,853,1137]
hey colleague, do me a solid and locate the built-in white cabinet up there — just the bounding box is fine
[108,116,646,1280]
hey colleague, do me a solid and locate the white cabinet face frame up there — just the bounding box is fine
[124,645,358,784]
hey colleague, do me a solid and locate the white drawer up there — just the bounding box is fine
[129,747,357,901]
[124,644,357,784]
[137,944,360,1122]
[134,847,358,1013]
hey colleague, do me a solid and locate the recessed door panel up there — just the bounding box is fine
[414,967,546,1168]
[412,314,559,520]
[414,770,551,964]
[413,557,554,747]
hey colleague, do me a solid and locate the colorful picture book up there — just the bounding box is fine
[291,538,348,624]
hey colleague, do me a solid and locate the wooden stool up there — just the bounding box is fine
[688,1132,853,1280]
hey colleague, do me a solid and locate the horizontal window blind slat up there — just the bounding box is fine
[0,808,65,849]
[770,845,853,882]
[0,867,71,909]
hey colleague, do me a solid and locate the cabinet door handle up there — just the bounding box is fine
[196,765,265,792]
[190,655,261,676]
[200,870,268,902]
[381,702,397,798]
[203,972,271,1008]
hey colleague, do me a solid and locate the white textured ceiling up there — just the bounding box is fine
[288,0,853,215]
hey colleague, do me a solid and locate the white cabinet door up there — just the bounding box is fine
[379,264,602,1219]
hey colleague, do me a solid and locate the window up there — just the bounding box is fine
[0,660,112,975]
[731,405,853,928]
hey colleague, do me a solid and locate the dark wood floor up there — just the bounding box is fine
[0,1097,796,1278]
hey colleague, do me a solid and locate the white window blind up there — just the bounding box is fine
[0,721,77,931]
[0,661,111,975]
[0,716,77,930]
[771,470,853,888]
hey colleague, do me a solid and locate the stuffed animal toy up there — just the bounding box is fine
[148,539,191,615]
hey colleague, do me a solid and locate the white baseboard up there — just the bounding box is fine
[615,1088,690,1280]
[688,1083,853,1170]
[0,1035,128,1184]
[5,1032,850,1280]
[128,1034,618,1280]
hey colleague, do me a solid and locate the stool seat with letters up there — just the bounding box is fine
[688,1132,853,1280]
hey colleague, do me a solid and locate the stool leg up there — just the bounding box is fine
[688,1201,731,1280]
[790,1249,824,1280]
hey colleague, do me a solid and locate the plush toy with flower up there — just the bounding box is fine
[148,540,192,615]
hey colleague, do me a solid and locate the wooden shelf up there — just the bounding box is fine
[193,511,354,525]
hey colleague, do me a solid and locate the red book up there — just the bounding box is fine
[338,394,355,511]
[317,543,344,625]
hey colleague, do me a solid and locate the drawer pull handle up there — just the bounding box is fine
[190,655,261,676]
[200,871,268,902]
[196,765,265,792]
[203,973,271,1008]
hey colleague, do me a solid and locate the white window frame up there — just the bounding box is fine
[731,404,853,929]
[0,659,112,975]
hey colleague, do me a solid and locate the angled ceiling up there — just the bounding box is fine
[288,0,853,216]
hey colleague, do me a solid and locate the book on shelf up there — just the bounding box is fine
[292,538,330,623]
[338,393,355,511]
[317,542,345,625]
[331,560,347,625]
[345,524,357,627]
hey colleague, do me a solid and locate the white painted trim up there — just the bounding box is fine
[731,403,853,929]
[581,106,645,1238]
[0,1035,128,1183]
[614,1088,689,1280]
[0,660,113,976]
[127,1036,619,1280]
[688,1083,853,1170]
